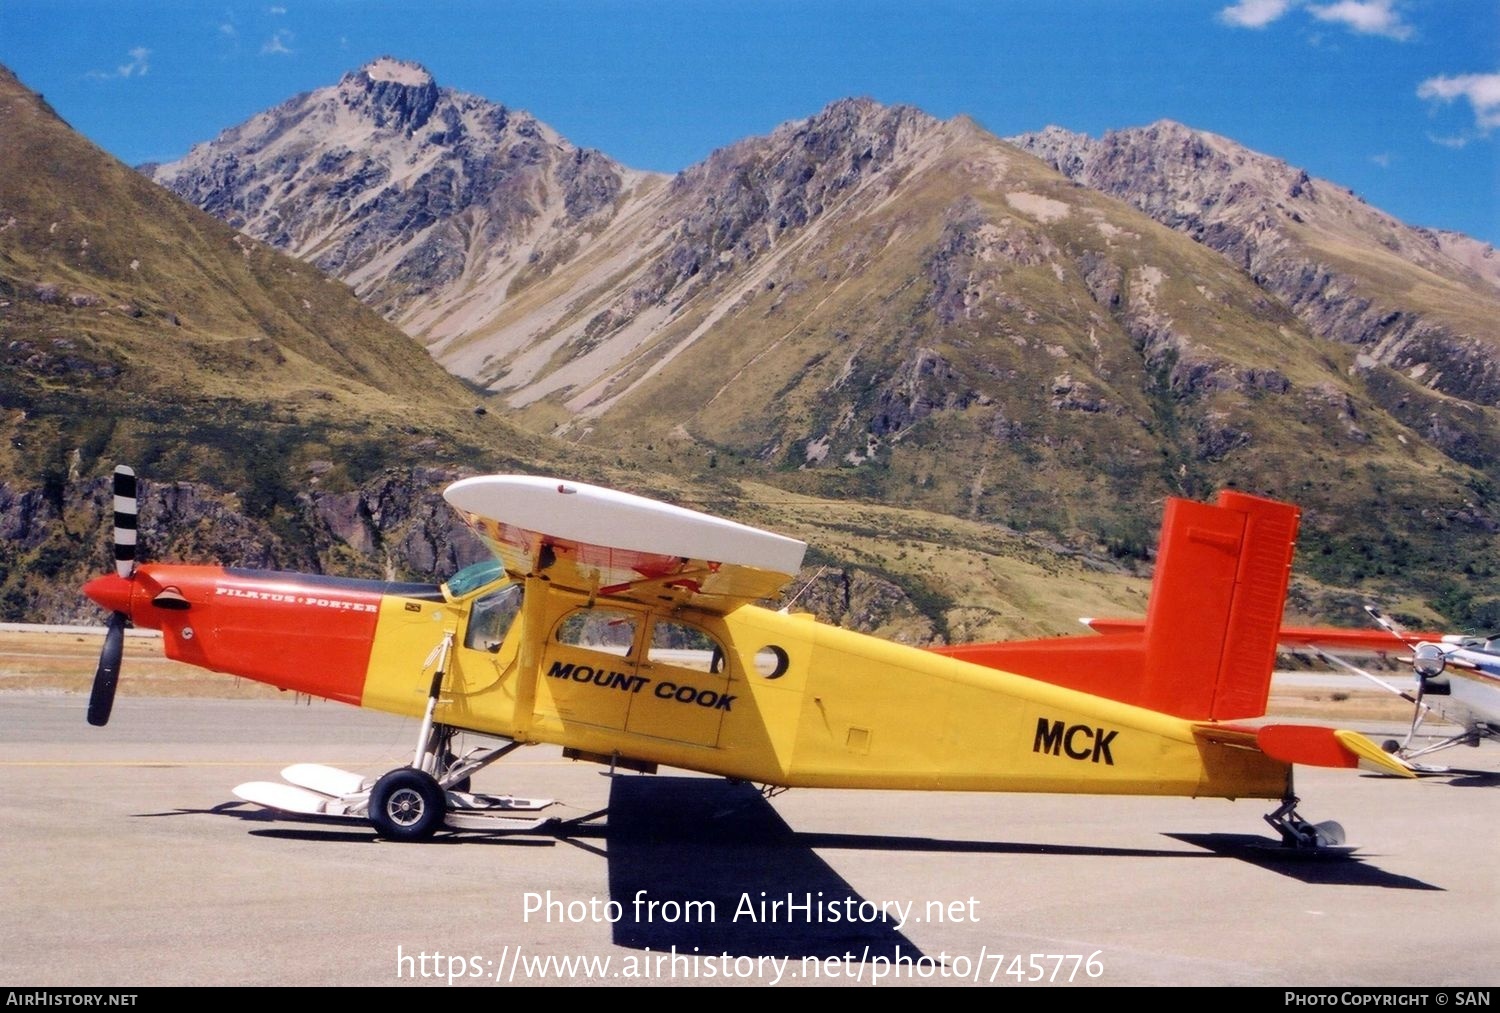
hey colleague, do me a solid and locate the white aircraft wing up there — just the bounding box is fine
[443,475,807,611]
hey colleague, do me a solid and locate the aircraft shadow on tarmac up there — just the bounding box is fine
[135,800,564,846]
[1164,834,1441,890]
[138,773,1444,912]
[593,776,921,959]
[535,777,1439,953]
[1429,769,1500,788]
[141,780,924,959]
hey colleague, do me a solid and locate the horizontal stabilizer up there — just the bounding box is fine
[1201,724,1415,778]
[1084,617,1445,654]
[1332,728,1419,778]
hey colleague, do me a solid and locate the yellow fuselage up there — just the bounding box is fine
[359,576,1290,801]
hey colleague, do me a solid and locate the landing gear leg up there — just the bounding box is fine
[355,632,556,840]
[1263,790,1346,850]
[365,728,547,839]
[1401,728,1485,762]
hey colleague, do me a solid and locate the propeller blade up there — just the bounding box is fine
[1405,671,1427,749]
[1362,604,1439,752]
[1312,647,1431,755]
[113,465,138,579]
[1363,604,1413,647]
[1312,648,1424,707]
[87,611,126,727]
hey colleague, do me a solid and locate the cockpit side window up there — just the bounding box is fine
[445,559,505,599]
[465,583,523,653]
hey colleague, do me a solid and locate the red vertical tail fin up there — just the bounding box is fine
[1139,492,1300,720]
[932,491,1300,720]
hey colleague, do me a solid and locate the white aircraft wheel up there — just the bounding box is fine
[370,768,446,841]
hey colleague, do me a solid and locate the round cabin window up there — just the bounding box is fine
[753,645,790,679]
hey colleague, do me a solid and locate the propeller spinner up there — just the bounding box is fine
[85,466,137,727]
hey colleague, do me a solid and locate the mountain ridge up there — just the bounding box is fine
[144,61,1500,631]
[1008,119,1500,405]
[4,58,1161,643]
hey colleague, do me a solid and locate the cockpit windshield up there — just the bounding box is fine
[444,558,505,598]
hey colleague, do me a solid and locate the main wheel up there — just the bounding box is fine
[370,768,446,841]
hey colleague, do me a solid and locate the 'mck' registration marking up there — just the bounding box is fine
[1032,717,1118,765]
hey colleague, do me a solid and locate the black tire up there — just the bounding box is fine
[369,768,446,841]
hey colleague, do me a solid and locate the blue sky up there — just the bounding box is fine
[2,1,1496,244]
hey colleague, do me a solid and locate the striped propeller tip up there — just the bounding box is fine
[112,465,138,579]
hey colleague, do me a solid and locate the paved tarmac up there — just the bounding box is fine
[1,693,1496,987]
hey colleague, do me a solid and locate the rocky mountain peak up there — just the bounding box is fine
[359,56,434,86]
[788,96,944,158]
[336,56,440,132]
[1132,118,1199,140]
[1018,120,1242,184]
[624,97,951,316]
[808,95,934,129]
[151,60,644,321]
[679,97,944,204]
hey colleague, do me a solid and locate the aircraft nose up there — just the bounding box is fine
[84,573,135,616]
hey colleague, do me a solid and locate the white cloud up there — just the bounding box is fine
[1418,72,1500,132]
[219,22,237,37]
[1219,0,1297,28]
[1369,152,1391,168]
[119,46,151,77]
[1222,0,1417,41]
[261,29,294,55]
[268,5,287,13]
[1307,1,1414,41]
[87,46,151,80]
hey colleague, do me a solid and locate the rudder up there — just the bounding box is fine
[1139,492,1299,720]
